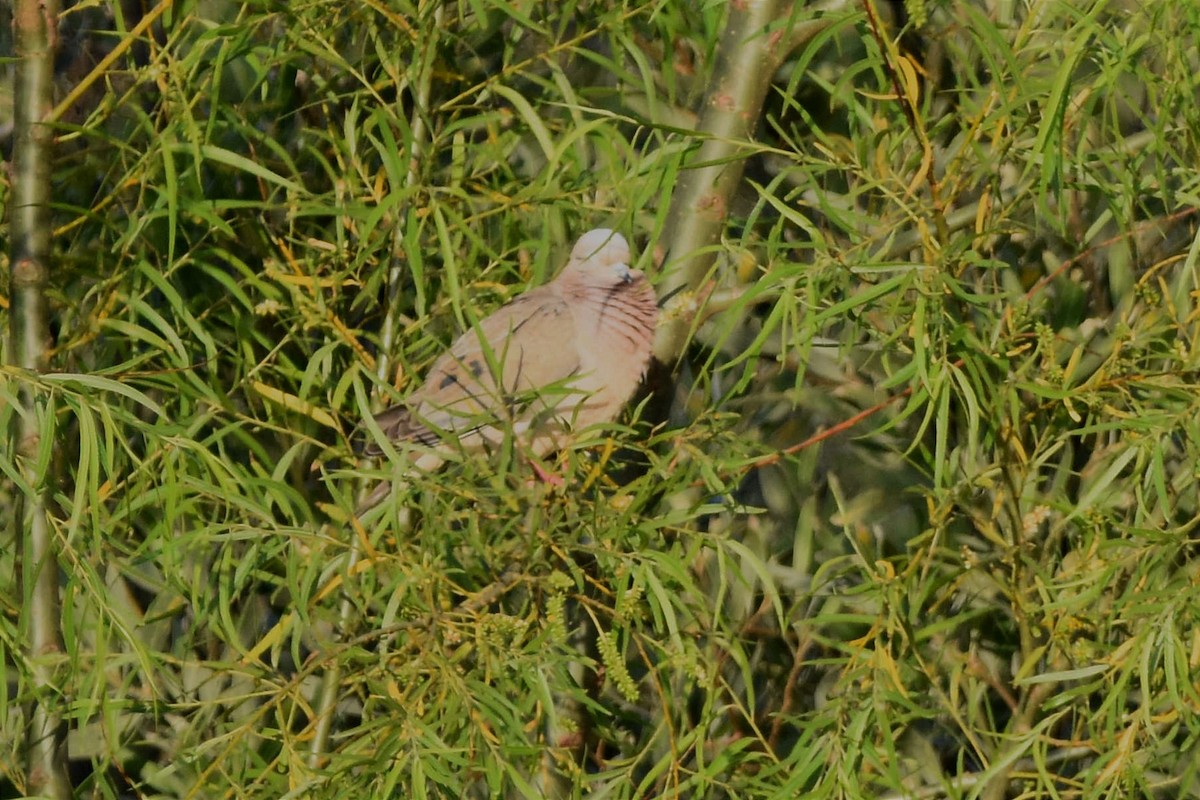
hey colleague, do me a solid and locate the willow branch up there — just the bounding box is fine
[306,2,447,770]
[654,0,852,363]
[46,0,172,124]
[10,0,69,797]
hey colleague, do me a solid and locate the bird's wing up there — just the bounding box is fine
[361,229,658,462]
[362,285,588,454]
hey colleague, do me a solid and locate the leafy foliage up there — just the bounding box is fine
[3,0,1200,797]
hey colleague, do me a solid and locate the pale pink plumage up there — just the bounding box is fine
[362,229,657,470]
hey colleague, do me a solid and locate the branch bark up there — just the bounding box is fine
[654,0,851,363]
[10,0,69,797]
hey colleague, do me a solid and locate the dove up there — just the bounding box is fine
[360,229,658,483]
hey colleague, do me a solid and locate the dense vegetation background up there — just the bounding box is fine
[4,0,1200,797]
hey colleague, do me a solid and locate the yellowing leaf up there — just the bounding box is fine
[250,381,339,430]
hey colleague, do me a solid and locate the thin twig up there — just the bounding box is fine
[306,2,447,769]
[741,208,1198,473]
[47,0,173,124]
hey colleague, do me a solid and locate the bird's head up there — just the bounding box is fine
[564,229,635,284]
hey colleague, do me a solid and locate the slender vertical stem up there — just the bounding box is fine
[377,4,443,382]
[10,0,69,797]
[307,1,446,769]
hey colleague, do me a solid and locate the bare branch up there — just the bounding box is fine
[10,0,69,796]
